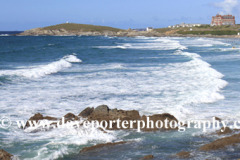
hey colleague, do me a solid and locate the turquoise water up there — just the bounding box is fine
[0,36,240,159]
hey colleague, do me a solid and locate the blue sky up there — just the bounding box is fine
[1,0,239,31]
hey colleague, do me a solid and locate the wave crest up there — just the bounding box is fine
[0,54,82,78]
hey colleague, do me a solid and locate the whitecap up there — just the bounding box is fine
[0,54,82,78]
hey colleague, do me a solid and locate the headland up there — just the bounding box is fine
[18,23,240,38]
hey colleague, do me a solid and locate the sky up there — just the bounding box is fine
[1,0,240,31]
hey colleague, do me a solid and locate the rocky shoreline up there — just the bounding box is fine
[17,28,240,38]
[24,105,179,131]
[0,149,13,160]
[1,105,238,159]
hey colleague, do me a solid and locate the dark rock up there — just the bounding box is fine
[214,116,221,121]
[0,149,13,160]
[91,105,109,117]
[25,113,57,128]
[59,112,78,124]
[87,105,142,130]
[141,113,179,131]
[87,105,178,131]
[109,109,140,120]
[29,113,43,120]
[79,141,127,153]
[176,150,191,158]
[216,127,232,135]
[63,113,76,120]
[25,105,179,133]
[78,107,94,118]
[141,155,154,159]
[199,133,240,151]
[44,116,58,121]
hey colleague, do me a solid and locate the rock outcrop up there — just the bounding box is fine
[86,105,140,130]
[216,127,232,135]
[214,116,221,121]
[78,107,94,118]
[79,141,127,153]
[140,114,178,131]
[175,150,191,158]
[199,133,240,151]
[0,149,13,160]
[24,105,179,132]
[63,112,77,121]
[141,155,154,159]
[25,113,57,128]
[86,105,178,131]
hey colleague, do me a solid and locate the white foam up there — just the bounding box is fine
[196,38,230,46]
[95,37,187,50]
[219,48,240,51]
[2,51,227,122]
[0,34,9,36]
[180,38,230,47]
[174,50,201,58]
[63,54,82,62]
[5,123,117,160]
[0,54,82,78]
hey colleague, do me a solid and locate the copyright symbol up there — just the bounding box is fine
[0,117,12,129]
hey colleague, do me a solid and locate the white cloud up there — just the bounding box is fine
[213,0,238,14]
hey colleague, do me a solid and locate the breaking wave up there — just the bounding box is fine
[0,54,82,78]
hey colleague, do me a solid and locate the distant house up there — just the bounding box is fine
[168,23,206,28]
[146,27,154,31]
[66,21,69,24]
[211,14,235,26]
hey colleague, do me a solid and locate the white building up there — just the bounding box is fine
[168,23,206,28]
[146,27,154,31]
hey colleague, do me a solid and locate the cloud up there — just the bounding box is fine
[212,0,238,14]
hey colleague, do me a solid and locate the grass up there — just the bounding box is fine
[42,23,124,32]
[41,23,240,35]
[154,24,240,35]
[153,28,172,33]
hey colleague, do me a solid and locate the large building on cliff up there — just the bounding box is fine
[211,14,235,26]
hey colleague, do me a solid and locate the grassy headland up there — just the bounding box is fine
[19,23,240,37]
[42,23,124,32]
[154,25,240,36]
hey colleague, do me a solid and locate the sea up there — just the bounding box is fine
[0,35,240,159]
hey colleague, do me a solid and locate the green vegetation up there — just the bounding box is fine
[42,23,124,32]
[177,30,238,35]
[155,24,240,35]
[153,28,172,33]
[195,25,210,28]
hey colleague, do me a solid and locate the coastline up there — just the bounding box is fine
[17,28,240,38]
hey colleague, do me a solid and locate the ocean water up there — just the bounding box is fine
[0,35,240,159]
[0,31,23,36]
